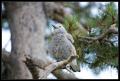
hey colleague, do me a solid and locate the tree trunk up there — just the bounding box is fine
[4,2,50,79]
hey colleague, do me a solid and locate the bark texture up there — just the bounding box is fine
[4,2,49,79]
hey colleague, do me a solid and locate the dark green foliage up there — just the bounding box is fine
[62,2,118,74]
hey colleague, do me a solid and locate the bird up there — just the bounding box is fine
[48,23,80,72]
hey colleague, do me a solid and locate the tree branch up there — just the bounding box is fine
[52,69,78,79]
[40,55,77,79]
[46,55,77,71]
[25,55,78,79]
[78,24,118,44]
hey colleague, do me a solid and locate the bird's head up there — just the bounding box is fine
[52,23,67,33]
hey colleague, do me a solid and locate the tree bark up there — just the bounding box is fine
[4,2,50,79]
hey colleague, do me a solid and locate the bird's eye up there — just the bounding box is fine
[59,26,61,28]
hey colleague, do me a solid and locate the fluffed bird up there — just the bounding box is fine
[48,23,80,72]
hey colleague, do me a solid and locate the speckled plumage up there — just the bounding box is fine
[48,23,80,72]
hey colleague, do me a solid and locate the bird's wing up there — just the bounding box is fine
[66,33,74,43]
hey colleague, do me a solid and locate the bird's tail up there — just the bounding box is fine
[70,59,80,72]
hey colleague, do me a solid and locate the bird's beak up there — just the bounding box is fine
[52,24,57,29]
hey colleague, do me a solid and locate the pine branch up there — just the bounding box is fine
[78,24,118,44]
